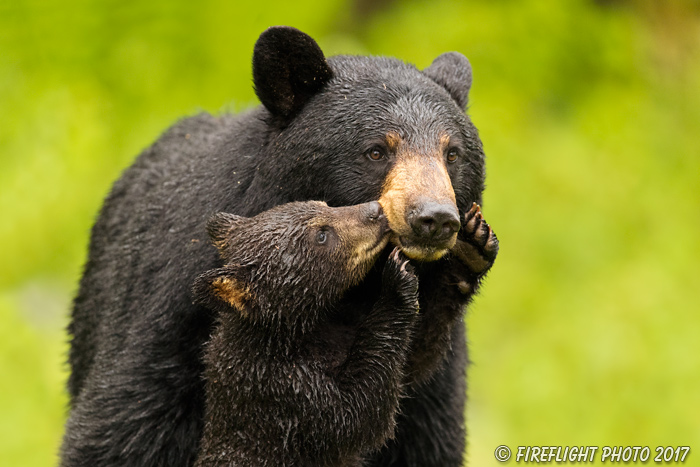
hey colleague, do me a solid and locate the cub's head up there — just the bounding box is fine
[251,26,485,262]
[193,201,389,327]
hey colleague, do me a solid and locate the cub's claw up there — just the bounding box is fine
[386,247,416,280]
[383,247,419,308]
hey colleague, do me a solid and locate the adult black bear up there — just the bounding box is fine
[61,26,498,466]
[192,201,419,466]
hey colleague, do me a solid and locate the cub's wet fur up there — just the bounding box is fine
[193,201,420,467]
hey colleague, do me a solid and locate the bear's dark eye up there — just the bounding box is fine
[446,148,459,163]
[366,146,386,161]
[316,230,328,244]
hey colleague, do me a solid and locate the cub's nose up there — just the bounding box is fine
[409,202,460,242]
[362,201,389,233]
[363,201,384,222]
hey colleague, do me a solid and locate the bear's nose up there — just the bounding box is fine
[409,202,460,241]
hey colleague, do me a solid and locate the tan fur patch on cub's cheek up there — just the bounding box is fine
[211,277,253,314]
[346,235,390,279]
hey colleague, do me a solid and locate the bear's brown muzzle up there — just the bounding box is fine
[378,143,459,262]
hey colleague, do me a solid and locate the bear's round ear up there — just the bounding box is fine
[253,26,333,120]
[193,266,254,314]
[423,52,472,111]
[207,212,247,248]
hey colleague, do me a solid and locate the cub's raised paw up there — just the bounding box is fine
[452,203,499,277]
[382,247,419,305]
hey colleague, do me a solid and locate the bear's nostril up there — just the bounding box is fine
[416,217,434,237]
[410,203,460,241]
[443,217,461,235]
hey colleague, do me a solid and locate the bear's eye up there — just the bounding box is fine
[316,230,328,245]
[366,146,386,161]
[446,148,459,163]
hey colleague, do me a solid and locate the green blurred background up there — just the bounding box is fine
[1,0,699,465]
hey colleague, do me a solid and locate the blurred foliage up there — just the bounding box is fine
[1,0,699,465]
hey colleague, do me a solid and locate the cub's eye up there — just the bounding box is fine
[366,146,386,161]
[316,230,328,245]
[446,148,459,163]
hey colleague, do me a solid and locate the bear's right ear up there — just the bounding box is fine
[207,212,248,251]
[193,266,255,314]
[253,26,333,120]
[423,52,473,110]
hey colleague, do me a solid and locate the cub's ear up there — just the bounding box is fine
[423,52,472,110]
[193,266,254,314]
[253,26,333,120]
[207,212,247,250]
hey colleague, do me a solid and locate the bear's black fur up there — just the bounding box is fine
[61,26,498,466]
[192,201,419,466]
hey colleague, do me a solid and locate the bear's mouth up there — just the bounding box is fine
[393,234,456,262]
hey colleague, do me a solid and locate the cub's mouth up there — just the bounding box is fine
[347,204,392,277]
[352,222,391,269]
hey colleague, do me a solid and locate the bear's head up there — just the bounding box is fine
[193,201,389,329]
[251,26,484,262]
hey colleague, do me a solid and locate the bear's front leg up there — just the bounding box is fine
[368,204,498,466]
[406,202,499,385]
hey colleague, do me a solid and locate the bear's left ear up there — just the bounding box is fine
[193,266,255,314]
[423,52,472,110]
[253,26,333,120]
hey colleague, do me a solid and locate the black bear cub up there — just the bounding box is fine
[192,200,419,467]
